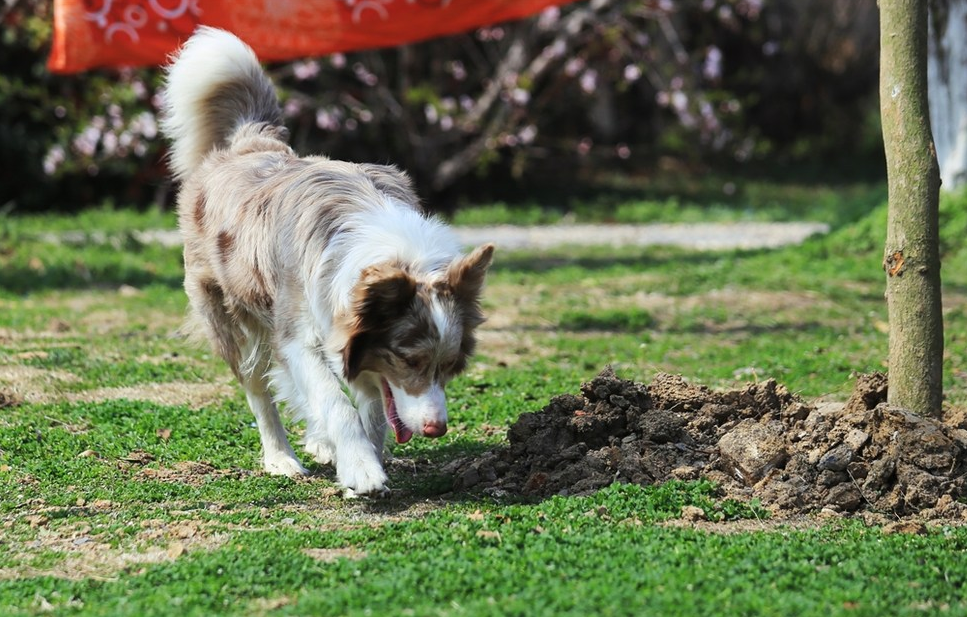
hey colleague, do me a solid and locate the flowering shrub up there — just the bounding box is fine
[1,0,880,213]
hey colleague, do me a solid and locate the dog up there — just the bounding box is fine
[161,27,494,496]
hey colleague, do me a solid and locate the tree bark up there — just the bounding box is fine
[927,0,967,190]
[880,0,945,417]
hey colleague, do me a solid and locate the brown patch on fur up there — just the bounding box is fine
[447,244,495,306]
[216,231,235,263]
[342,265,418,380]
[193,193,206,230]
[193,277,242,374]
[444,243,495,363]
[255,195,271,217]
[248,256,273,311]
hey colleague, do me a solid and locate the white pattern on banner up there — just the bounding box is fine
[84,0,202,43]
[343,0,452,24]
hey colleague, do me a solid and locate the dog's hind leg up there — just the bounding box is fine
[243,369,309,477]
[185,274,306,476]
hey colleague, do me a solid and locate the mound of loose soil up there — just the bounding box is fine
[447,368,967,518]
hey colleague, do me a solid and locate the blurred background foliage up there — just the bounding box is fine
[0,0,883,215]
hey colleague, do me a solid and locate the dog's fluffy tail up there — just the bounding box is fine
[161,27,283,180]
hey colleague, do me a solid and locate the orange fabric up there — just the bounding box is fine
[48,0,583,73]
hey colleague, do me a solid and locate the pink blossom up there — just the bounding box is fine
[135,111,157,139]
[43,145,65,175]
[448,60,467,81]
[703,46,722,81]
[131,79,147,100]
[518,125,537,144]
[353,63,378,86]
[284,98,303,118]
[293,60,321,81]
[510,88,530,105]
[537,6,560,30]
[564,57,585,77]
[316,109,340,131]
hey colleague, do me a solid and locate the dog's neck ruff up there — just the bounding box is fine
[324,201,462,311]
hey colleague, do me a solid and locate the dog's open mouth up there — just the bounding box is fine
[381,378,413,444]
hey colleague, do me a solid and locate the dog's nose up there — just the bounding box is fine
[423,421,448,438]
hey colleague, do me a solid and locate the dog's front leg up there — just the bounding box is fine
[277,341,389,496]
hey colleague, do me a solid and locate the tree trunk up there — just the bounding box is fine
[880,0,945,417]
[927,0,967,190]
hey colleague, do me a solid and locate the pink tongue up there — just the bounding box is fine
[382,379,413,444]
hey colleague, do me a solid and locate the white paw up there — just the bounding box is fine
[263,451,309,477]
[336,458,389,497]
[305,440,335,465]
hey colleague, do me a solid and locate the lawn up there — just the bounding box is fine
[1,184,966,616]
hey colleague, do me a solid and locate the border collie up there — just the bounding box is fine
[161,27,494,496]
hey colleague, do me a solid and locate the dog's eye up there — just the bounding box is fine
[394,352,420,369]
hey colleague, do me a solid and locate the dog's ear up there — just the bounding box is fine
[447,243,495,304]
[445,244,495,364]
[342,264,417,381]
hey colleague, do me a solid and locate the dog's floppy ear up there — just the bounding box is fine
[447,243,495,304]
[342,264,417,381]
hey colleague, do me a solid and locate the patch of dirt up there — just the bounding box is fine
[0,516,228,582]
[0,362,234,409]
[64,381,236,410]
[0,365,80,404]
[302,547,367,563]
[135,460,253,485]
[448,368,967,520]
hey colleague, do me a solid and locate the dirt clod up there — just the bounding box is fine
[451,368,967,517]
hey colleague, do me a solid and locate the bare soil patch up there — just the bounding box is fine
[448,368,967,521]
[0,362,234,409]
[65,381,236,409]
[0,515,228,582]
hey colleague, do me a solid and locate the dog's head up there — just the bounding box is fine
[341,244,495,443]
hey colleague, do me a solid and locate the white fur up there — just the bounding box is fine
[161,26,273,179]
[322,201,463,314]
[390,382,448,433]
[429,295,458,349]
[273,338,389,495]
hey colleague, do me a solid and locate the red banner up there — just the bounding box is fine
[48,0,583,73]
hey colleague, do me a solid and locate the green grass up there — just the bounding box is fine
[452,175,887,228]
[1,183,967,616]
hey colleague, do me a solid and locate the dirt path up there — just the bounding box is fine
[51,221,830,251]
